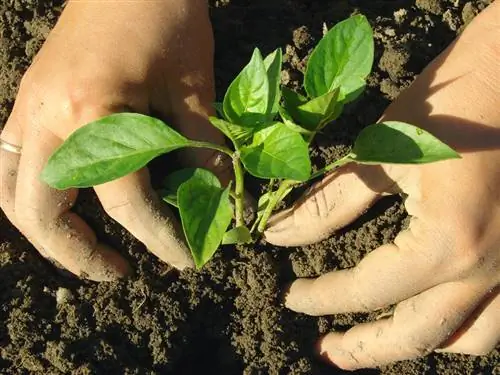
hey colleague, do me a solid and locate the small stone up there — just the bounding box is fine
[415,0,443,15]
[393,9,408,24]
[292,26,311,49]
[442,9,459,31]
[462,2,478,26]
[56,287,73,305]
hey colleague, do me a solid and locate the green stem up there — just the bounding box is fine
[257,180,294,233]
[189,141,234,157]
[308,155,352,181]
[232,155,245,227]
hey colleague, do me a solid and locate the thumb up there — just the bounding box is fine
[264,163,402,246]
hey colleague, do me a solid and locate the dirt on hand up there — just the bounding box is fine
[1,0,498,374]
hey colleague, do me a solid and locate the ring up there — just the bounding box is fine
[0,139,22,154]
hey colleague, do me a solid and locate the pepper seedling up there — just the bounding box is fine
[41,15,459,268]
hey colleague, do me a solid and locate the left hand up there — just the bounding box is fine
[264,2,500,370]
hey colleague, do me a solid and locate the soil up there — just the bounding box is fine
[0,0,498,374]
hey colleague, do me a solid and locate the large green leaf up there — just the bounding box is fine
[240,122,311,181]
[304,15,374,100]
[350,122,460,164]
[178,169,233,269]
[161,168,219,207]
[263,48,283,118]
[223,48,269,126]
[41,113,190,189]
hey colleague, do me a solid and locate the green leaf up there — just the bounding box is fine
[296,89,340,130]
[278,106,313,135]
[350,121,460,164]
[263,48,283,118]
[240,122,311,181]
[304,15,374,100]
[213,102,225,118]
[178,169,233,269]
[161,168,219,207]
[208,117,254,148]
[41,113,190,189]
[223,48,269,126]
[282,88,341,131]
[222,226,252,245]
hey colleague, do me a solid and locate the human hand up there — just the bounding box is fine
[265,2,500,369]
[0,0,226,280]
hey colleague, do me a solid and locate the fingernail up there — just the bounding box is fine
[265,209,293,233]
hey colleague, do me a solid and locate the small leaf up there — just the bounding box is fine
[305,15,374,100]
[296,89,340,130]
[223,48,269,126]
[278,106,313,135]
[350,122,460,164]
[162,168,219,207]
[240,122,311,181]
[41,113,190,189]
[178,169,233,269]
[213,102,225,118]
[208,117,254,148]
[222,226,252,245]
[263,48,283,119]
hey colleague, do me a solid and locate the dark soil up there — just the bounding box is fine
[1,0,498,374]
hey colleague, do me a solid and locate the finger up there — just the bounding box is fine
[0,115,23,224]
[264,163,405,247]
[284,218,450,315]
[437,288,500,355]
[94,168,194,270]
[0,114,51,258]
[319,280,488,370]
[15,128,130,281]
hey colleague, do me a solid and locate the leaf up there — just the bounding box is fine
[278,106,313,135]
[282,88,341,131]
[222,226,252,245]
[213,102,225,118]
[223,48,269,126]
[208,117,254,148]
[162,168,219,207]
[304,15,374,100]
[296,89,340,130]
[41,113,190,189]
[240,122,311,181]
[263,48,283,118]
[178,169,233,269]
[350,121,460,164]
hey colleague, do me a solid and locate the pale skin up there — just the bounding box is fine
[0,0,498,370]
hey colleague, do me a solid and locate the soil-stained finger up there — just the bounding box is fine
[437,288,500,355]
[264,163,401,246]
[94,168,194,270]
[14,129,130,281]
[284,220,452,315]
[318,279,489,370]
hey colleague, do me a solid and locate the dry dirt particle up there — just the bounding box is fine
[415,0,444,15]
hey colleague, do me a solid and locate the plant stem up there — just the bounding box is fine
[189,141,234,157]
[257,180,294,233]
[308,155,352,181]
[232,155,245,227]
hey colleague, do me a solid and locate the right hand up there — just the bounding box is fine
[0,0,228,281]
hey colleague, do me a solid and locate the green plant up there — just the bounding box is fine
[41,15,459,268]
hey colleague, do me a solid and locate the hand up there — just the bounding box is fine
[0,0,226,280]
[265,2,500,369]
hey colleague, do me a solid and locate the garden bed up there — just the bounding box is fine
[0,0,498,373]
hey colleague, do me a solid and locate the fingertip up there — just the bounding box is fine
[284,278,316,314]
[263,209,299,246]
[318,332,358,371]
[82,244,132,282]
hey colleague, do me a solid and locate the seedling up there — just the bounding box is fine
[41,15,459,268]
